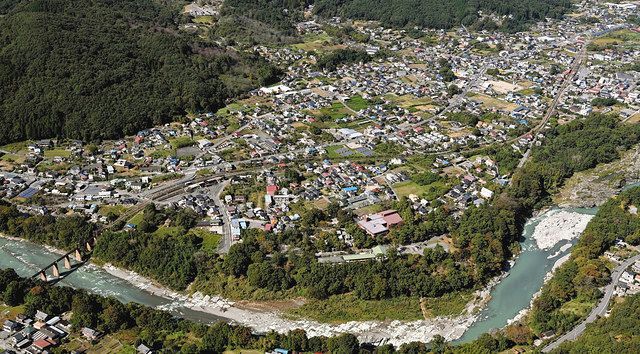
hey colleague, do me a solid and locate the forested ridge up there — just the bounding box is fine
[313,0,572,31]
[220,0,573,35]
[0,0,280,144]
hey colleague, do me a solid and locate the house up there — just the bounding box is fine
[230,219,241,241]
[3,320,19,332]
[35,139,53,149]
[137,343,153,354]
[114,159,132,169]
[540,330,555,339]
[337,128,364,140]
[81,327,101,341]
[480,187,494,199]
[342,245,390,262]
[266,185,278,196]
[34,311,48,322]
[33,338,54,351]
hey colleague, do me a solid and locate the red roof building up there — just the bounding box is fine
[266,185,278,196]
[33,339,53,350]
[357,210,404,237]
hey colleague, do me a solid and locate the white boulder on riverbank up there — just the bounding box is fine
[531,210,594,250]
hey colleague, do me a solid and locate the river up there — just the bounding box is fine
[0,237,225,324]
[456,207,598,343]
[0,207,599,344]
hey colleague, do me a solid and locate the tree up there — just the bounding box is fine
[0,268,20,292]
[174,208,198,230]
[85,144,99,155]
[3,281,24,306]
[101,301,132,332]
[223,243,253,277]
[327,333,360,354]
[428,335,448,353]
[447,84,461,97]
[504,323,534,345]
[284,168,304,183]
[201,322,231,353]
[283,329,309,352]
[399,341,427,354]
[71,294,101,329]
[310,125,322,135]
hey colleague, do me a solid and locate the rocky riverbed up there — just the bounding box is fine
[530,209,594,250]
[555,146,640,208]
[104,264,493,347]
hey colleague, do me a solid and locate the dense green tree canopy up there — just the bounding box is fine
[0,0,280,144]
[313,0,572,31]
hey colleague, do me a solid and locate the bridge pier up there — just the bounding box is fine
[63,255,72,270]
[51,264,60,278]
[33,241,97,282]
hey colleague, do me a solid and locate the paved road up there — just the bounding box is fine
[515,37,588,170]
[542,254,640,352]
[211,180,233,254]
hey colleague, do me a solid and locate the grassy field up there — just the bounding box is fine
[318,101,352,120]
[292,32,336,52]
[593,29,640,47]
[393,180,450,200]
[193,15,215,24]
[98,205,128,218]
[150,148,175,159]
[150,173,183,184]
[353,203,386,217]
[421,291,473,317]
[286,291,473,323]
[345,95,370,111]
[558,298,596,318]
[88,336,123,354]
[0,304,24,321]
[0,141,29,153]
[153,226,183,238]
[190,228,222,253]
[44,148,72,158]
[286,294,425,323]
[386,94,435,111]
[169,136,196,149]
[518,88,537,96]
[216,102,245,116]
[1,153,25,164]
[127,211,144,226]
[291,122,309,130]
[393,181,429,197]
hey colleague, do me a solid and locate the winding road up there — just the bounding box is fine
[542,254,640,352]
